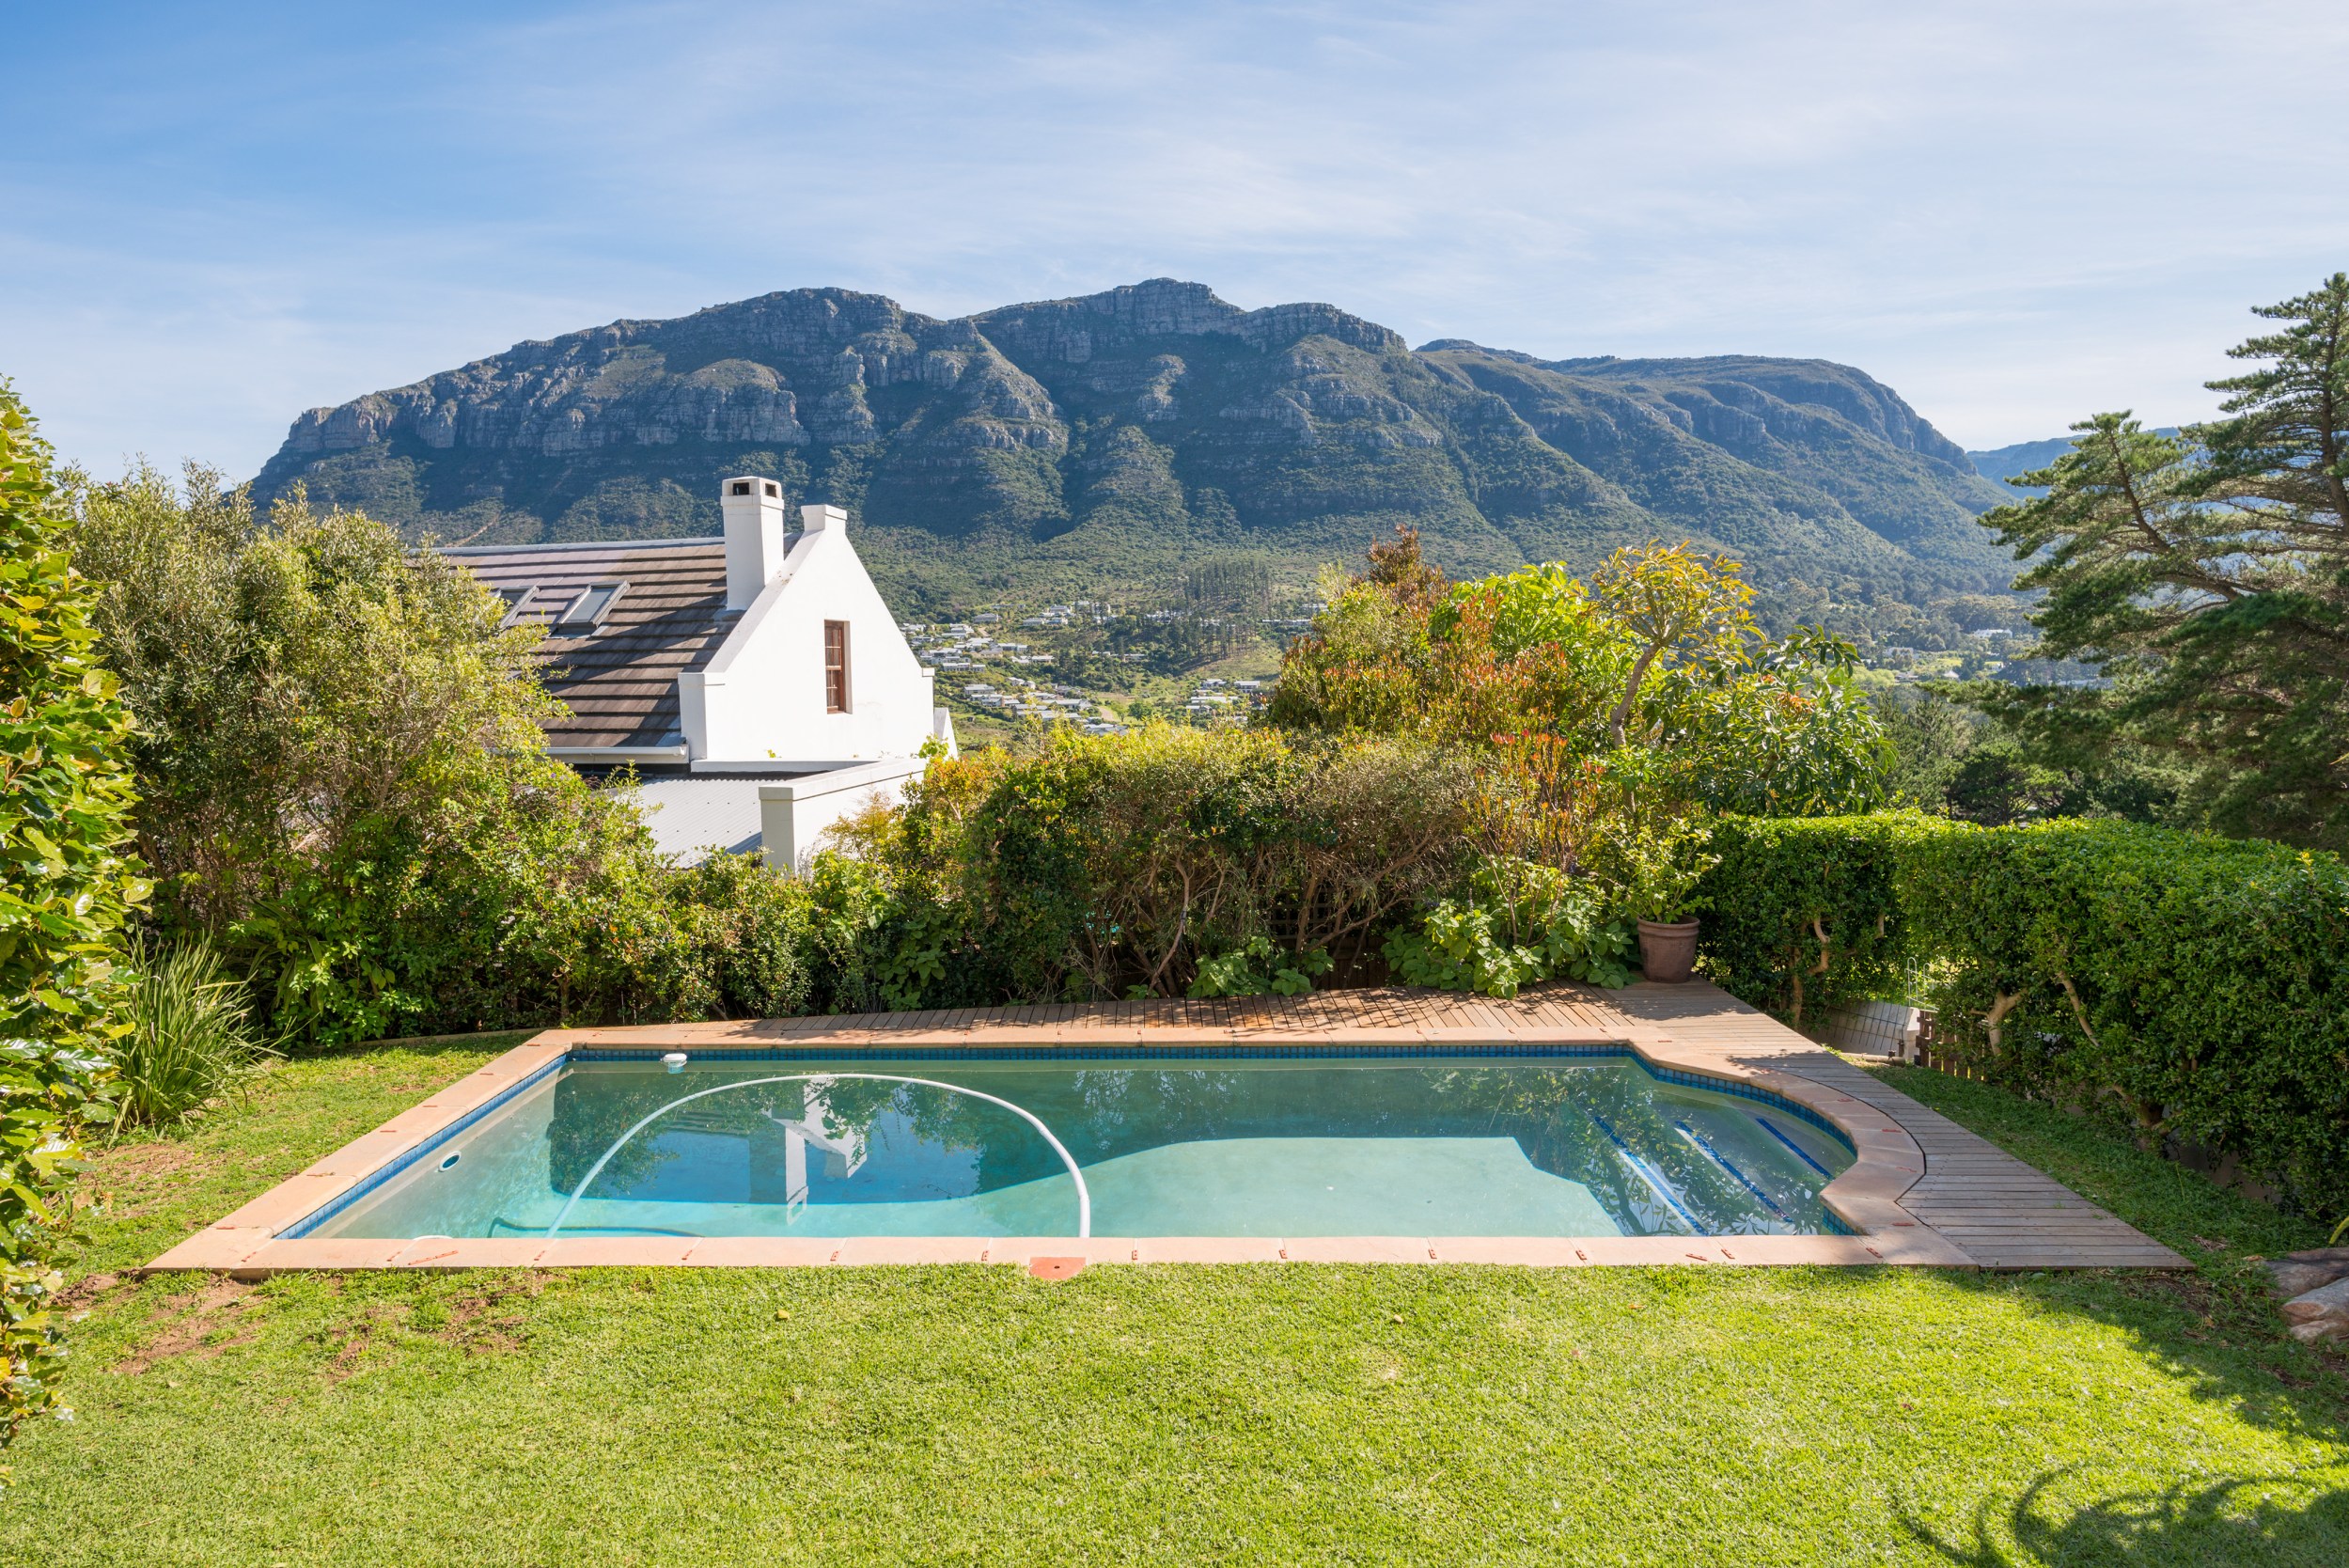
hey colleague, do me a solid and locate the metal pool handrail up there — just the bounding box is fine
[542,1072,1092,1239]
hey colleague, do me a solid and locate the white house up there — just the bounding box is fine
[448,476,953,871]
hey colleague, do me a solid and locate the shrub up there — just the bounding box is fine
[667,851,817,1019]
[0,385,143,1467]
[1189,937,1334,998]
[1903,819,2349,1216]
[1384,857,1634,998]
[1269,534,1890,820]
[843,726,1478,1003]
[115,939,274,1130]
[1697,812,2349,1218]
[1697,812,1934,1026]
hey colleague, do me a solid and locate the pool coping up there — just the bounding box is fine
[144,1011,1976,1275]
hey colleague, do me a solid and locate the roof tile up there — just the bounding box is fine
[453,539,731,749]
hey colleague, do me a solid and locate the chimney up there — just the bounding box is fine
[720,476,787,610]
[801,502,847,534]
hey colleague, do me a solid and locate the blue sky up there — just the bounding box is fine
[7,1,2347,478]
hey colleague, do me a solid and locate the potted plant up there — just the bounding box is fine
[1616,817,1716,983]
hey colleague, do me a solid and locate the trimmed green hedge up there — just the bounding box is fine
[1699,811,1934,1027]
[1,386,142,1468]
[1698,815,2349,1219]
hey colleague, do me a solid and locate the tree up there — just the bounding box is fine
[1871,685,2187,827]
[1590,543,1756,744]
[1268,536,1888,819]
[0,385,142,1468]
[1266,531,1887,982]
[65,467,677,1043]
[1977,273,2349,846]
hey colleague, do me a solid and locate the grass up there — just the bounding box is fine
[5,1044,2344,1565]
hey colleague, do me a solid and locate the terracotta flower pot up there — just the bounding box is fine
[1636,918,1701,983]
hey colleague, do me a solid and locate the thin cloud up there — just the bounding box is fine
[3,0,2345,472]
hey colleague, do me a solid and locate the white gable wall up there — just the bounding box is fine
[678,499,941,766]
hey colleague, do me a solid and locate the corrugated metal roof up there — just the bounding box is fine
[453,539,731,750]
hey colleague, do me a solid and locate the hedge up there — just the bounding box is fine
[1698,814,2349,1220]
[1698,811,1937,1027]
[0,385,143,1470]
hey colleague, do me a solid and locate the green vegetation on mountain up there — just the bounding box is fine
[250,280,2016,637]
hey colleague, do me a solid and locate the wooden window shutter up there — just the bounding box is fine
[824,619,851,713]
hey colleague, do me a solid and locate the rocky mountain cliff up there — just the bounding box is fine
[253,279,2015,615]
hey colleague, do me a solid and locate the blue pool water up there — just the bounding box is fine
[300,1052,1855,1240]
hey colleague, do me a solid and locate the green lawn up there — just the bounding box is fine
[6,1043,2345,1565]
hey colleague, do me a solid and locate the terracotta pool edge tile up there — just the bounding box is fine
[535,1236,697,1267]
[988,1236,1141,1267]
[681,1237,842,1266]
[1128,1237,1287,1264]
[1281,1236,1433,1264]
[225,1236,413,1275]
[833,1236,991,1266]
[392,1237,550,1270]
[143,1226,274,1273]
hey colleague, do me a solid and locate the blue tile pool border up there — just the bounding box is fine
[282,1041,1860,1241]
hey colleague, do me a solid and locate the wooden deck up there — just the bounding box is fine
[1597,984,2186,1269]
[154,979,2187,1275]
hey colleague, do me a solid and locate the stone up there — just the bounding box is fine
[2262,1247,2349,1301]
[2283,1245,2349,1266]
[2279,1275,2349,1344]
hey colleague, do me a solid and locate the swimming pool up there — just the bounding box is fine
[291,1049,1856,1241]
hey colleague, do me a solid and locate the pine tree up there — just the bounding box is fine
[1978,274,2349,845]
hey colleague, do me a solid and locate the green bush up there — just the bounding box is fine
[839,726,1477,1003]
[1697,812,2349,1218]
[1384,857,1634,998]
[1903,819,2349,1217]
[1189,936,1334,998]
[116,939,274,1130]
[1697,812,1934,1026]
[0,385,143,1468]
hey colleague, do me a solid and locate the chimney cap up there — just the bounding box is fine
[724,476,783,500]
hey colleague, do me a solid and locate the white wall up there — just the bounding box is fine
[757,760,928,875]
[680,502,943,767]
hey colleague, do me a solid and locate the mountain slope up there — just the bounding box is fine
[252,279,2014,616]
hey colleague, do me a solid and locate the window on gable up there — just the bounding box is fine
[824,619,851,713]
[555,581,628,634]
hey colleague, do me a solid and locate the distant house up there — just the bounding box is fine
[449,476,952,870]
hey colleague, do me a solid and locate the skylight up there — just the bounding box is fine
[494,586,537,627]
[555,581,627,633]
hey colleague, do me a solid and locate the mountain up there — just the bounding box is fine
[1968,431,2182,500]
[252,279,2016,618]
[1968,437,2079,494]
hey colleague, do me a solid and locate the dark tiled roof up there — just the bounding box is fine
[451,539,731,750]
